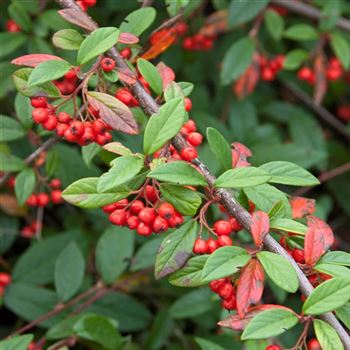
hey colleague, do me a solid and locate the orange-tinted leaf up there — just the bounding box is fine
[157,62,175,88]
[116,67,137,84]
[251,211,270,246]
[313,54,327,105]
[237,259,265,318]
[289,196,315,219]
[58,8,97,31]
[304,216,334,267]
[11,54,63,68]
[199,10,228,37]
[231,142,252,168]
[0,194,27,216]
[119,32,139,44]
[141,29,177,61]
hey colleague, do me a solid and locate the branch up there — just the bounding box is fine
[54,1,350,347]
[271,0,350,33]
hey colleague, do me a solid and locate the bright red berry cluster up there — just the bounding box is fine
[103,190,184,237]
[21,220,42,238]
[258,54,285,81]
[265,345,281,350]
[26,178,63,208]
[0,272,11,297]
[183,34,216,51]
[31,97,113,146]
[337,104,350,121]
[6,19,21,32]
[76,0,97,12]
[210,278,237,311]
[54,68,79,95]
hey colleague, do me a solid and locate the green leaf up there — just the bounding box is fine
[77,27,120,65]
[284,24,319,41]
[62,177,128,208]
[165,0,189,17]
[319,251,350,266]
[314,264,350,278]
[0,335,33,350]
[0,152,25,172]
[0,115,25,141]
[97,155,144,193]
[260,161,319,186]
[206,127,232,170]
[264,9,284,41]
[0,33,26,58]
[137,58,163,95]
[82,143,101,168]
[283,49,309,70]
[15,93,33,128]
[215,167,271,188]
[160,184,202,216]
[270,218,307,234]
[242,308,299,340]
[314,319,344,350]
[221,37,255,85]
[178,81,194,96]
[46,315,82,340]
[335,303,350,329]
[14,168,36,206]
[148,161,207,186]
[8,3,32,32]
[143,98,185,155]
[54,241,85,301]
[52,29,84,50]
[330,31,350,70]
[169,255,208,287]
[28,60,71,86]
[303,277,350,315]
[229,0,270,27]
[74,314,123,350]
[155,220,197,279]
[120,7,156,36]
[131,237,163,272]
[96,226,134,284]
[257,252,299,293]
[201,246,251,282]
[195,337,226,350]
[13,68,61,98]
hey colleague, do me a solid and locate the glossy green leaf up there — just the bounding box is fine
[0,335,33,350]
[14,168,36,206]
[206,127,232,170]
[335,303,350,329]
[120,8,156,36]
[264,9,284,41]
[137,58,163,95]
[15,93,33,128]
[313,264,350,278]
[270,218,307,234]
[284,24,319,41]
[195,337,226,350]
[28,60,71,86]
[319,251,350,266]
[229,0,270,27]
[314,319,344,350]
[283,49,309,70]
[0,152,25,172]
[52,29,84,50]
[0,115,25,141]
[131,237,163,272]
[330,31,350,70]
[0,33,26,58]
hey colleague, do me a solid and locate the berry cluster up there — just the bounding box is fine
[103,190,184,236]
[21,220,41,238]
[115,88,140,107]
[258,54,285,81]
[26,178,63,207]
[337,104,350,122]
[31,97,113,146]
[183,34,216,51]
[0,272,11,297]
[76,0,97,11]
[298,57,343,85]
[54,68,79,95]
[209,278,237,311]
[6,19,21,32]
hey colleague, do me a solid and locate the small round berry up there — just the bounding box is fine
[6,176,16,188]
[221,295,237,310]
[21,226,35,238]
[209,279,226,293]
[82,0,97,7]
[70,120,85,136]
[144,185,158,202]
[79,126,95,145]
[217,282,234,299]
[37,193,50,207]
[101,57,116,72]
[31,97,47,108]
[96,133,107,145]
[109,209,127,226]
[136,222,153,236]
[64,68,78,81]
[51,190,63,204]
[157,202,175,220]
[130,200,145,214]
[127,215,140,230]
[50,178,61,189]
[180,146,198,161]
[184,97,192,112]
[265,345,281,350]
[167,212,184,228]
[120,47,132,59]
[112,199,128,209]
[26,194,38,206]
[57,112,72,124]
[153,215,169,233]
[183,119,196,132]
[42,116,58,131]
[138,208,157,225]
[229,217,242,231]
[64,128,78,143]
[217,235,233,247]
[292,248,305,263]
[206,238,218,254]
[193,238,207,254]
[213,220,232,236]
[261,67,275,81]
[0,272,11,286]
[32,108,49,124]
[298,67,313,81]
[93,119,107,134]
[6,19,21,32]
[187,132,203,146]
[102,203,117,214]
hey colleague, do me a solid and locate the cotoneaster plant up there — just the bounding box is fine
[1,1,350,350]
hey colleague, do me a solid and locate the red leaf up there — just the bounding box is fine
[157,62,175,88]
[199,10,228,37]
[231,142,252,168]
[11,54,63,68]
[289,196,315,219]
[118,32,139,45]
[236,259,264,318]
[218,304,294,331]
[304,216,334,267]
[58,8,97,31]
[250,211,270,246]
[116,67,138,85]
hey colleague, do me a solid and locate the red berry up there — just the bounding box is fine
[209,279,226,293]
[64,68,78,81]
[183,119,196,132]
[102,203,117,214]
[109,209,127,226]
[64,128,78,143]
[298,67,313,81]
[93,119,107,134]
[26,194,38,206]
[136,222,153,236]
[213,220,232,236]
[144,185,158,202]
[115,88,138,107]
[217,282,234,299]
[82,0,97,7]
[217,235,233,247]
[130,200,145,214]
[167,212,184,228]
[6,176,16,188]
[96,133,107,145]
[193,238,208,254]
[101,57,115,72]
[37,193,50,207]
[175,22,188,36]
[138,208,157,225]
[70,120,85,136]
[120,47,132,59]
[51,190,63,204]
[307,339,321,350]
[153,215,169,233]
[180,146,198,161]
[261,67,275,81]
[127,215,140,229]
[157,202,175,220]
[206,238,218,254]
[42,116,57,131]
[229,217,242,231]
[6,19,21,32]
[79,126,95,145]
[50,178,61,189]
[184,98,192,112]
[0,272,11,286]
[221,295,237,310]
[31,97,47,108]
[115,198,129,209]
[292,248,305,263]
[21,226,35,238]
[30,220,41,232]
[57,112,72,124]
[187,132,203,146]
[265,345,281,350]
[32,108,49,124]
